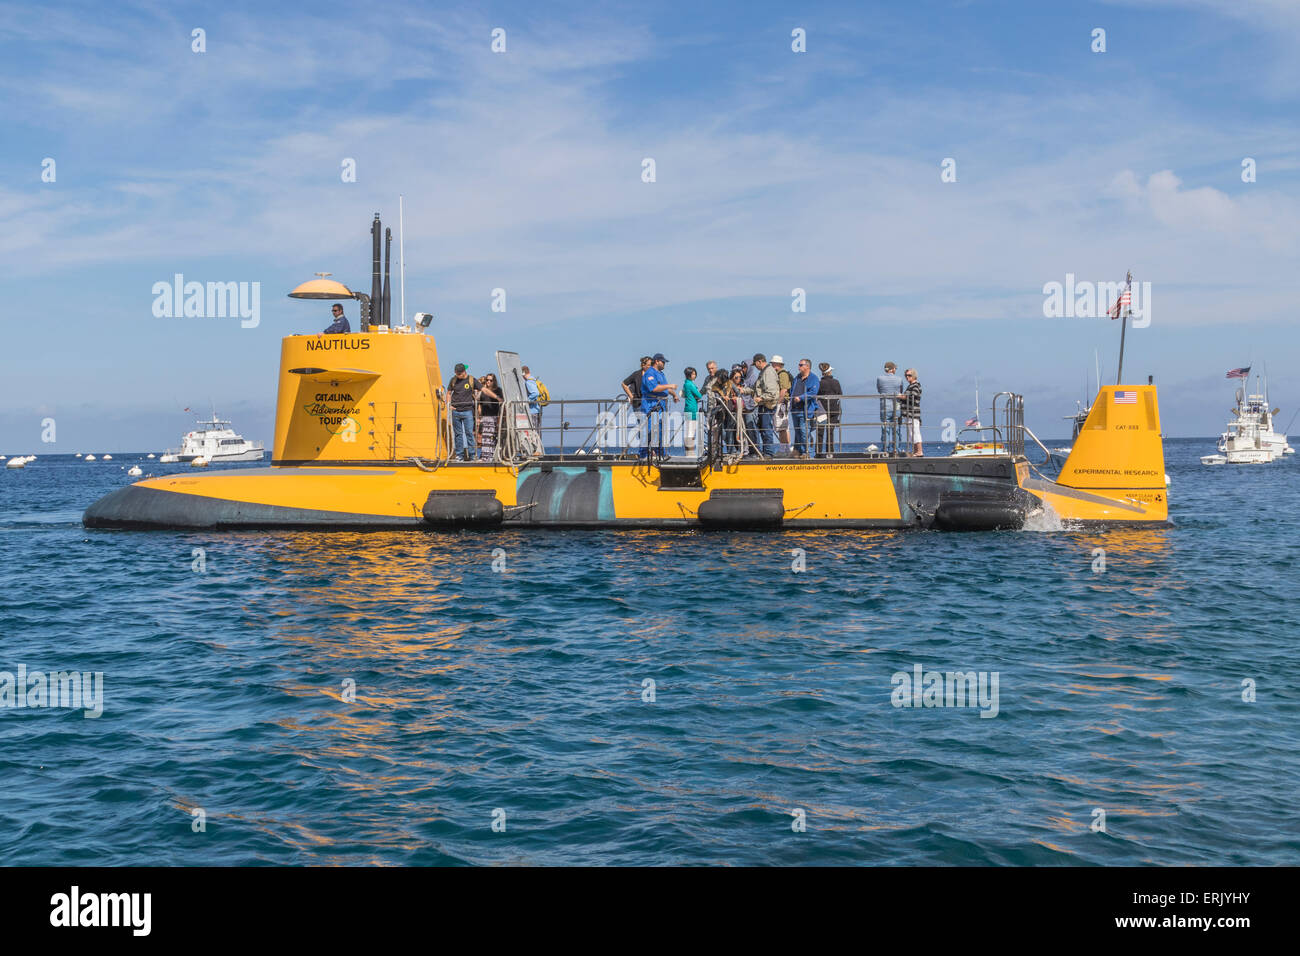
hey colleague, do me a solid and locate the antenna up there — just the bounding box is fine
[399,195,407,328]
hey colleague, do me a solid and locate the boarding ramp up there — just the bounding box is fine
[496,351,544,460]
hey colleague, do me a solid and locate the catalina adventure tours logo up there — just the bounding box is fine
[0,664,103,718]
[152,273,260,328]
[1042,273,1151,327]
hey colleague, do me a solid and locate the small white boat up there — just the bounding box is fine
[1212,376,1291,463]
[103,454,113,461]
[5,458,25,469]
[1201,454,1227,465]
[146,453,156,459]
[128,465,143,476]
[159,452,179,463]
[75,453,83,458]
[163,412,266,464]
[85,454,97,461]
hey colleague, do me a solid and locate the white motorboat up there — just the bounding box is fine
[163,413,265,464]
[1210,375,1292,464]
[5,457,25,469]
[85,454,97,461]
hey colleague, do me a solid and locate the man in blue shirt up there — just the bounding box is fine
[876,361,903,449]
[323,303,350,334]
[639,353,677,462]
[789,358,821,458]
[522,365,543,455]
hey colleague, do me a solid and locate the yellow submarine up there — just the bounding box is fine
[84,215,1169,532]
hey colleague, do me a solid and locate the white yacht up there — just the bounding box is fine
[162,414,266,464]
[1202,377,1293,465]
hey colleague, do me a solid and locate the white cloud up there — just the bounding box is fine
[1146,169,1237,228]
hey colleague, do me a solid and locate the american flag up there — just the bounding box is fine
[965,416,980,427]
[1113,390,1136,405]
[1225,367,1250,379]
[1107,285,1131,319]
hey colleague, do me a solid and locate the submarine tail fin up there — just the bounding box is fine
[1054,384,1167,518]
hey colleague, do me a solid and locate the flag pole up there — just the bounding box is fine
[1115,270,1131,385]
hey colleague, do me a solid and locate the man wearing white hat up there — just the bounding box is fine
[770,355,793,454]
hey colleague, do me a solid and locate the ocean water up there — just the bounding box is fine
[1,441,1297,866]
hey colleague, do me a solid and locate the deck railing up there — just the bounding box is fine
[365,391,1034,466]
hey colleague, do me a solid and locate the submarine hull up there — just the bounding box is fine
[81,454,1157,532]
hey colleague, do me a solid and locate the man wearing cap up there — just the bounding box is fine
[447,363,479,461]
[770,355,793,453]
[639,353,677,462]
[752,354,779,457]
[816,362,842,458]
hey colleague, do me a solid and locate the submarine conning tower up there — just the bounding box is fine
[278,213,446,465]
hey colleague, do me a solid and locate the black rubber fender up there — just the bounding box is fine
[421,490,504,528]
[697,489,784,529]
[932,491,1029,531]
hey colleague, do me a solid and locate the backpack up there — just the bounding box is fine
[535,380,551,406]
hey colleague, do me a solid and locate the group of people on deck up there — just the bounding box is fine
[624,355,924,461]
[321,307,923,461]
[445,362,542,461]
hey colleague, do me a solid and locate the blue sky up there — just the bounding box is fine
[2,0,1298,451]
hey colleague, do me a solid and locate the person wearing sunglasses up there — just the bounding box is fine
[323,303,350,334]
[476,374,502,460]
[898,368,923,457]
